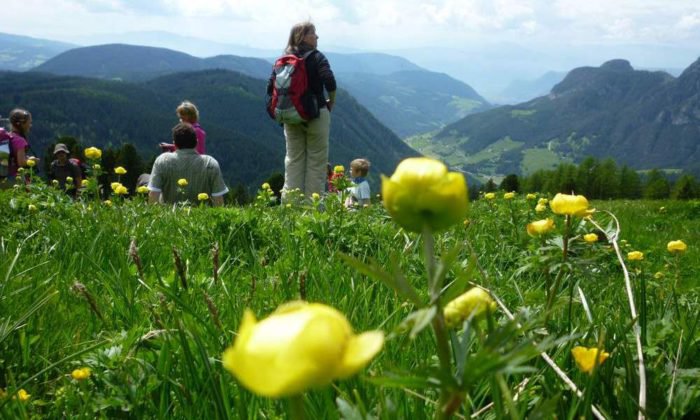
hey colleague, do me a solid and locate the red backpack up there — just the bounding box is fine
[266,50,319,124]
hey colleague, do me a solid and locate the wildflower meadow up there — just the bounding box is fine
[1,155,699,419]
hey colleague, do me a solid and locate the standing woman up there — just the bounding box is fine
[0,108,37,186]
[275,21,336,201]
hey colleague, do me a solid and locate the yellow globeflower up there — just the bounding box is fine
[550,193,589,216]
[103,200,112,207]
[84,147,102,160]
[198,193,209,201]
[71,367,91,381]
[115,185,128,195]
[311,192,320,201]
[16,389,30,402]
[627,251,644,261]
[503,192,515,200]
[667,240,687,254]
[382,157,468,233]
[26,158,37,168]
[538,197,549,205]
[93,164,101,171]
[66,176,74,184]
[114,166,127,175]
[111,182,122,191]
[334,165,345,174]
[526,193,537,200]
[52,179,59,186]
[223,302,384,398]
[444,288,496,328]
[81,179,89,188]
[177,178,188,187]
[583,233,599,243]
[28,204,37,212]
[261,182,271,190]
[484,192,496,200]
[535,203,547,213]
[571,346,609,374]
[137,186,149,194]
[526,218,555,236]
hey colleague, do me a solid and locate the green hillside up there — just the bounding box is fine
[0,70,418,188]
[411,58,700,180]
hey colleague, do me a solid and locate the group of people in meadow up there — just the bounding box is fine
[0,21,373,208]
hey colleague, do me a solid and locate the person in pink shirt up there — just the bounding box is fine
[159,101,206,154]
[0,108,38,186]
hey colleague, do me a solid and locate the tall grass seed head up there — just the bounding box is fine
[571,346,609,374]
[382,157,468,233]
[444,288,496,328]
[222,301,384,398]
[550,193,589,216]
[667,240,687,254]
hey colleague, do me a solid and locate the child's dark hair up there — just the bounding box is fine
[351,158,370,177]
[172,123,197,149]
[9,108,31,137]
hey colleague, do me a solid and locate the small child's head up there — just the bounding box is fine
[350,158,370,178]
[9,108,32,137]
[176,101,199,124]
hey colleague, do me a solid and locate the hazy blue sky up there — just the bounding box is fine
[6,0,700,100]
[7,0,700,50]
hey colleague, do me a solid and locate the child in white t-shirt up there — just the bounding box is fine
[345,158,371,208]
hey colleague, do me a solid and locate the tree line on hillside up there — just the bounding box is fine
[479,157,700,200]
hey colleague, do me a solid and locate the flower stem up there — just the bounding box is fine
[288,394,306,420]
[545,215,571,322]
[423,226,453,419]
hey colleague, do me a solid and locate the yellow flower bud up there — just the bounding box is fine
[484,192,496,200]
[81,179,89,187]
[503,192,515,200]
[137,186,149,194]
[550,193,590,216]
[28,204,37,212]
[571,346,609,374]
[538,198,549,205]
[111,182,121,191]
[535,203,547,213]
[198,193,209,201]
[114,166,127,175]
[627,251,644,261]
[444,288,496,328]
[177,178,188,187]
[667,240,687,254]
[334,165,345,174]
[261,182,271,190]
[26,158,36,168]
[52,179,59,186]
[16,388,30,402]
[66,176,73,183]
[222,301,384,398]
[382,157,468,233]
[71,367,91,381]
[115,185,128,195]
[84,147,102,160]
[583,233,599,243]
[654,271,664,279]
[93,164,101,170]
[526,218,555,236]
[311,192,320,201]
[103,200,112,207]
[526,193,537,200]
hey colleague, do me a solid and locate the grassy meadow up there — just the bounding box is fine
[0,177,699,419]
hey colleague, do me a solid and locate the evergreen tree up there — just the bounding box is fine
[592,158,620,199]
[672,174,698,200]
[523,169,547,193]
[576,156,599,197]
[643,169,671,199]
[482,178,497,192]
[500,174,520,192]
[619,165,641,199]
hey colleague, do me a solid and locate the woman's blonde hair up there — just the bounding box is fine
[176,101,199,123]
[285,21,316,54]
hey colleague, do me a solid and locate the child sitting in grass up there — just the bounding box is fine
[345,158,371,208]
